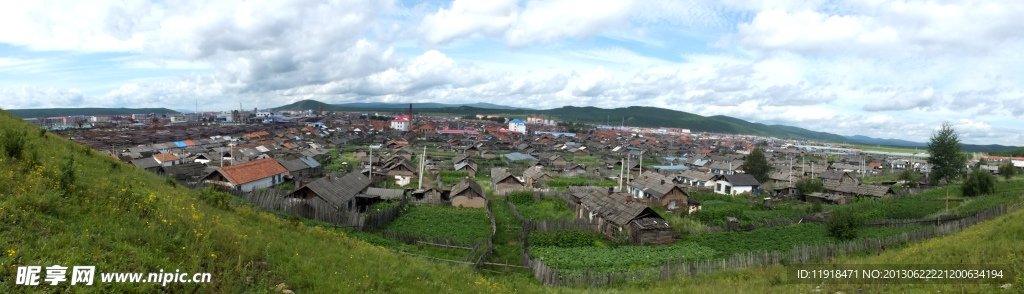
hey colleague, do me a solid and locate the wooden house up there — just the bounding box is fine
[566,186,675,245]
[450,178,485,208]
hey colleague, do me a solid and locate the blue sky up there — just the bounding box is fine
[0,0,1023,145]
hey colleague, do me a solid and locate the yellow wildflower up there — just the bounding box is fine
[6,249,13,257]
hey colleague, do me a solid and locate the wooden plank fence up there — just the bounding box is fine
[184,182,406,232]
[522,204,1013,287]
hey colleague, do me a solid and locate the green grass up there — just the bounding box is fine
[544,176,616,190]
[514,197,575,221]
[383,206,491,243]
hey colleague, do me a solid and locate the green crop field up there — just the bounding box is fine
[383,206,491,243]
[513,197,575,221]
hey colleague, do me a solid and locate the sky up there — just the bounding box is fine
[0,0,1022,145]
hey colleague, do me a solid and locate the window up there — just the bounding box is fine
[725,185,731,194]
[668,201,677,209]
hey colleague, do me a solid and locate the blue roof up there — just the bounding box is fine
[299,157,321,168]
[173,141,187,147]
[509,119,525,124]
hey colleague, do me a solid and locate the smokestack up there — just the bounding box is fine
[409,104,413,126]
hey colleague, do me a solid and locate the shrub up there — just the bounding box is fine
[795,177,824,198]
[998,163,1017,180]
[276,182,295,191]
[57,153,76,196]
[826,209,863,240]
[198,186,233,211]
[961,168,995,197]
[809,202,824,214]
[1,128,27,160]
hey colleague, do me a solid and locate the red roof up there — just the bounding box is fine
[153,153,180,162]
[217,158,287,185]
[183,140,196,146]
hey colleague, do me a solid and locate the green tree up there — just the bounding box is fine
[927,122,967,212]
[898,169,920,188]
[795,177,824,198]
[998,163,1017,180]
[827,208,864,240]
[961,167,995,197]
[741,147,771,183]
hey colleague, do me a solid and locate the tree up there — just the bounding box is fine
[998,163,1017,180]
[741,147,771,183]
[927,122,967,213]
[961,167,995,197]
[827,208,864,240]
[795,177,824,199]
[898,169,920,188]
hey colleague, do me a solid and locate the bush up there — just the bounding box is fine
[795,177,824,198]
[961,168,996,197]
[530,230,603,248]
[998,163,1017,180]
[198,186,233,211]
[826,209,863,240]
[809,202,824,214]
[1,128,27,159]
[57,154,76,196]
[276,182,295,191]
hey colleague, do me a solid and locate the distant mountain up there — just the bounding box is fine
[5,107,178,118]
[843,135,927,148]
[273,99,1019,152]
[334,101,526,110]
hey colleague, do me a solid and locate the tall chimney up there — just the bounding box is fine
[409,104,413,126]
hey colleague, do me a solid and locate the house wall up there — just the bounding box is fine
[451,196,486,208]
[236,173,284,192]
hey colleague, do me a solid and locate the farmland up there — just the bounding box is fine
[383,206,491,242]
[545,176,618,190]
[512,196,575,221]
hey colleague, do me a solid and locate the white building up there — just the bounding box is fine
[390,115,409,131]
[204,158,288,192]
[509,119,526,133]
[711,174,761,196]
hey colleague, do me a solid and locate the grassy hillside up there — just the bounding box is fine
[2,107,1020,293]
[7,108,178,118]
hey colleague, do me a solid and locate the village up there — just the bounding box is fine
[51,106,1024,285]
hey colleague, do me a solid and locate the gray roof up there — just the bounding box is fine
[363,187,406,200]
[296,172,371,208]
[131,157,160,169]
[504,152,538,162]
[567,186,660,226]
[628,172,685,199]
[451,178,484,198]
[719,174,760,186]
[276,158,311,172]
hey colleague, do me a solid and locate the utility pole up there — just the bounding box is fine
[638,150,644,177]
[418,146,426,190]
[619,158,624,190]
